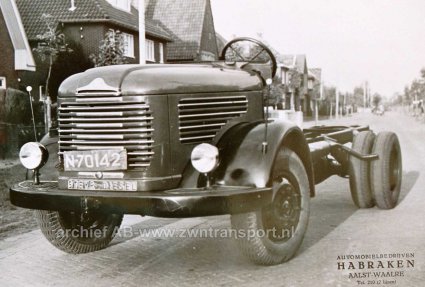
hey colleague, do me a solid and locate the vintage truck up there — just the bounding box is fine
[10,38,402,265]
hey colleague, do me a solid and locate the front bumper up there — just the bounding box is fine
[10,181,272,217]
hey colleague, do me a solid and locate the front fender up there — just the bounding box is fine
[213,120,315,196]
[38,133,59,181]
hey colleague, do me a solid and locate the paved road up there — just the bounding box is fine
[0,110,424,287]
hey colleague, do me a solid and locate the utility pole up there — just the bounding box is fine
[138,0,146,64]
[335,88,339,119]
[369,85,373,107]
[329,102,333,119]
[363,81,367,111]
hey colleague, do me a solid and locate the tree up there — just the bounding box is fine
[403,85,411,103]
[33,14,72,101]
[352,86,365,107]
[268,83,285,108]
[420,67,425,79]
[90,30,128,67]
[49,40,92,101]
[323,85,336,103]
[410,79,425,102]
[372,93,382,107]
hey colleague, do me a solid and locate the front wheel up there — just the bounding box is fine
[231,148,310,265]
[35,210,123,254]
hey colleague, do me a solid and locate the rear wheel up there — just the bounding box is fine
[231,148,310,265]
[370,132,402,209]
[35,210,123,254]
[348,131,375,208]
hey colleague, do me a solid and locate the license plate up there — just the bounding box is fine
[63,150,127,171]
[67,179,137,191]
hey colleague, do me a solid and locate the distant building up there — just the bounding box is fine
[309,68,322,99]
[281,54,309,113]
[308,68,322,117]
[215,33,227,56]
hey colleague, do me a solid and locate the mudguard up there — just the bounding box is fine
[211,120,315,197]
[38,133,59,181]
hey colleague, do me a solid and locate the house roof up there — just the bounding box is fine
[145,0,209,61]
[309,68,322,82]
[281,54,307,74]
[0,0,35,71]
[15,0,172,41]
[215,32,227,54]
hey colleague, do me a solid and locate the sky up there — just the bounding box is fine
[211,0,425,97]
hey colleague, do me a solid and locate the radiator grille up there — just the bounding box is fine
[178,95,248,144]
[58,92,154,170]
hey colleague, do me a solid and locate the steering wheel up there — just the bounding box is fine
[220,37,277,78]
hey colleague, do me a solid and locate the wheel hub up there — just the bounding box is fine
[262,179,301,242]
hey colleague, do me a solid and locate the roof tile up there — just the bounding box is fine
[145,0,207,60]
[15,0,172,41]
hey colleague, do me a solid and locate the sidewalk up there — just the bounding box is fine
[0,158,20,169]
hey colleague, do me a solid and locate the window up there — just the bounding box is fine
[159,42,164,63]
[146,39,155,62]
[0,77,6,89]
[122,33,134,58]
[106,0,131,12]
[199,51,216,61]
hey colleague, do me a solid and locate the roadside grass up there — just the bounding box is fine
[0,161,37,240]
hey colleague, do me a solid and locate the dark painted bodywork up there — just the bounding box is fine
[10,63,316,217]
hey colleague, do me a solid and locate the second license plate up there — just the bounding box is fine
[63,150,127,171]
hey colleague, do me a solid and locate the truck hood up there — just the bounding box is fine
[59,64,263,97]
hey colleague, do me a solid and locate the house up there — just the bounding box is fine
[10,0,221,100]
[309,68,322,100]
[281,54,309,113]
[0,0,35,92]
[12,0,173,100]
[145,0,219,62]
[16,0,173,64]
[0,0,38,157]
[215,32,227,56]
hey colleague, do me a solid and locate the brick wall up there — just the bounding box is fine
[0,10,19,90]
[63,23,148,64]
[63,23,107,60]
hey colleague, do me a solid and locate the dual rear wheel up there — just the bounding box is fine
[349,131,402,209]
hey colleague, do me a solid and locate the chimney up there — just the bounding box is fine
[69,0,76,11]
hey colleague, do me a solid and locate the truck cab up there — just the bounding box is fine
[10,38,402,266]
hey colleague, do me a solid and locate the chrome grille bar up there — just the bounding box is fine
[58,116,153,122]
[178,95,248,144]
[59,93,154,170]
[179,111,247,119]
[59,104,149,111]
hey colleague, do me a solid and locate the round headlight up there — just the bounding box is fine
[191,143,219,174]
[19,142,49,170]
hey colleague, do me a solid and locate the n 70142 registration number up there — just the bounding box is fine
[63,150,127,171]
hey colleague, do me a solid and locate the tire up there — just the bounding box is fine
[370,132,402,209]
[35,210,123,254]
[348,131,375,208]
[231,148,310,265]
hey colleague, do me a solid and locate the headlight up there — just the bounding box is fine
[191,143,219,173]
[19,142,49,170]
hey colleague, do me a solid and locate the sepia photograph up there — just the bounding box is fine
[0,0,424,286]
